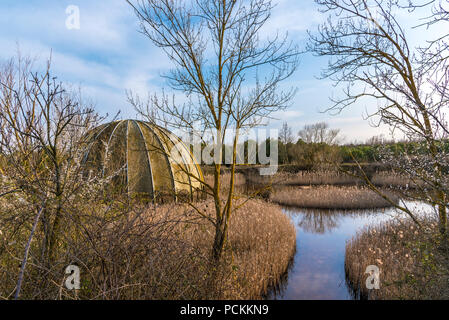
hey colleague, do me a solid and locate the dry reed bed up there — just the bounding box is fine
[0,198,295,300]
[345,217,449,299]
[204,173,247,194]
[270,186,399,210]
[248,170,419,189]
[205,170,418,196]
[370,172,422,189]
[168,199,296,299]
[273,171,362,186]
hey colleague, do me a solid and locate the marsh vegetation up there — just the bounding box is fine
[236,168,448,300]
[346,214,449,299]
[270,186,399,210]
[1,0,448,302]
[0,196,295,299]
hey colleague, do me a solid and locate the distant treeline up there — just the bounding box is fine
[281,138,449,167]
[196,138,449,170]
[338,139,449,163]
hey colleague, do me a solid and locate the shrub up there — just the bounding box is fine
[0,197,295,300]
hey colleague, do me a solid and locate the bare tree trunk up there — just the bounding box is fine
[48,155,63,264]
[421,105,448,236]
[438,191,448,236]
[15,206,44,300]
[48,209,62,263]
[212,131,239,261]
[212,219,227,261]
[212,151,225,260]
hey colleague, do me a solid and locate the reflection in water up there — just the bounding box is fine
[296,209,340,234]
[268,206,397,300]
[292,208,387,234]
[269,202,428,300]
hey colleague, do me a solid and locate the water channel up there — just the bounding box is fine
[268,201,429,299]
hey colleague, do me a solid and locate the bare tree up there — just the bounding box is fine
[309,0,448,235]
[298,122,341,145]
[279,121,294,144]
[365,134,386,145]
[0,54,104,297]
[126,0,300,261]
[279,121,293,164]
[416,0,449,41]
[294,122,342,169]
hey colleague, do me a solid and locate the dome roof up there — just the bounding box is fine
[82,120,204,201]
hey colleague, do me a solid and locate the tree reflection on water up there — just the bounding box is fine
[284,207,383,234]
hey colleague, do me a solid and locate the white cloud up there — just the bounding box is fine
[260,0,323,39]
[0,0,437,142]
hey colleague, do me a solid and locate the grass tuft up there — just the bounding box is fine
[345,217,449,299]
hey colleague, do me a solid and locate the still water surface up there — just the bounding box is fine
[268,202,429,300]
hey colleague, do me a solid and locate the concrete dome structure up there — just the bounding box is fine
[82,120,204,201]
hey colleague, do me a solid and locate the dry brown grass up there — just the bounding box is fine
[213,199,296,298]
[371,172,422,189]
[138,198,296,299]
[204,173,246,190]
[273,171,362,186]
[204,172,273,200]
[345,217,449,299]
[270,186,399,209]
[0,197,295,300]
[246,170,419,190]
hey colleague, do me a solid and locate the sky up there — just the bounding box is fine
[0,0,438,144]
